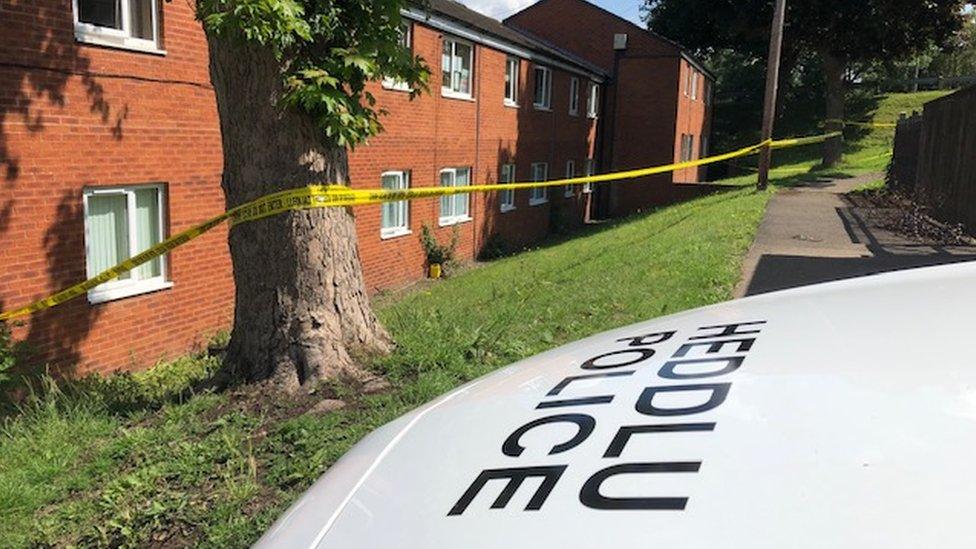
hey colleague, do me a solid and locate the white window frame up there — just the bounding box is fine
[82,183,171,304]
[439,167,472,226]
[569,77,580,116]
[441,36,475,100]
[583,158,595,193]
[529,162,549,206]
[72,0,165,55]
[587,82,599,119]
[499,163,516,213]
[564,160,576,197]
[504,57,520,107]
[691,70,699,101]
[383,22,413,92]
[380,171,411,239]
[533,66,552,110]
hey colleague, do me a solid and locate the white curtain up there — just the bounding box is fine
[454,168,470,217]
[133,188,161,278]
[440,170,454,218]
[87,194,130,280]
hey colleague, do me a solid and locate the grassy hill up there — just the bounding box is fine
[720,90,954,185]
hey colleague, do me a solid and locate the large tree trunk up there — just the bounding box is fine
[206,37,391,392]
[822,51,845,168]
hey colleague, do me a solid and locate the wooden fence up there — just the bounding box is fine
[889,86,976,232]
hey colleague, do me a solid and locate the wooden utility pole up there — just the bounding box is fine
[757,0,787,190]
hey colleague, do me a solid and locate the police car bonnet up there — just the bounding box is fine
[256,263,976,549]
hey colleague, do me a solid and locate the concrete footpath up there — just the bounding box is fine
[735,172,976,297]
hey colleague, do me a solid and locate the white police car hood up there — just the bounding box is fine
[257,263,976,548]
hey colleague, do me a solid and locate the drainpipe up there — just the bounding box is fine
[601,33,628,219]
[473,45,483,255]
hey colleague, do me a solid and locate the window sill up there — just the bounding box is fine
[438,215,472,227]
[529,198,549,207]
[88,279,173,305]
[381,228,412,240]
[74,27,166,56]
[382,80,412,93]
[504,100,519,109]
[533,105,552,112]
[441,90,475,102]
[569,111,579,117]
[500,205,516,213]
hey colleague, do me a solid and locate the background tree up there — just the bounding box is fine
[195,0,428,391]
[645,0,967,166]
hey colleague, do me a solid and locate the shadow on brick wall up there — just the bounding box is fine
[0,3,119,379]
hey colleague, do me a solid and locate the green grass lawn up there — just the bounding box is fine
[0,186,770,548]
[0,90,948,547]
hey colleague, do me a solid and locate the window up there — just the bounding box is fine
[499,164,516,212]
[705,80,713,106]
[680,134,695,162]
[83,184,169,303]
[583,158,595,193]
[383,23,413,92]
[74,0,161,53]
[530,162,548,205]
[691,70,699,100]
[380,171,410,238]
[439,167,471,225]
[564,160,576,197]
[569,77,580,116]
[442,37,474,98]
[587,82,599,118]
[700,135,709,158]
[505,57,520,106]
[533,66,552,110]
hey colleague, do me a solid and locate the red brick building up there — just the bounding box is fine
[350,0,606,291]
[0,0,708,374]
[506,0,714,217]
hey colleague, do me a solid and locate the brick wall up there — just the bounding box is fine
[506,0,713,217]
[0,2,599,373]
[349,21,598,292]
[0,0,232,375]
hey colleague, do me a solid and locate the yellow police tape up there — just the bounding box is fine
[0,131,841,321]
[826,118,898,129]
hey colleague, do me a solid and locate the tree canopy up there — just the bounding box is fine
[197,0,429,147]
[644,0,968,166]
[645,0,966,67]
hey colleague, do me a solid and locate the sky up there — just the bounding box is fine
[457,0,644,26]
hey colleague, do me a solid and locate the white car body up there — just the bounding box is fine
[257,263,976,548]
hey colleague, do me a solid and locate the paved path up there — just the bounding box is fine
[735,172,976,297]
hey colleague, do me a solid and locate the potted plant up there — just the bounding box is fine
[420,224,459,279]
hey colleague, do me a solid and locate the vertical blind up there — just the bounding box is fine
[87,193,131,281]
[86,186,163,283]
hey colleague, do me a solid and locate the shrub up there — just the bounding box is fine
[0,322,30,402]
[0,323,16,386]
[419,224,460,271]
[478,232,514,261]
[69,353,222,414]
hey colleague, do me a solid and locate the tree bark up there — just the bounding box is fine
[206,37,391,392]
[822,51,845,168]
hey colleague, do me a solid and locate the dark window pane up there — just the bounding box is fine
[78,0,121,29]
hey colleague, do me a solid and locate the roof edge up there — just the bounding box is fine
[505,0,714,80]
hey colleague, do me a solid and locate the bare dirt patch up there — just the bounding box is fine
[846,189,975,246]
